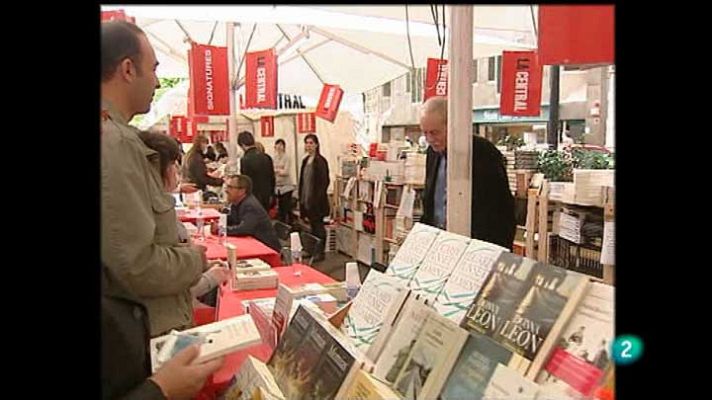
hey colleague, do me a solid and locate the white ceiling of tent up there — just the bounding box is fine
[103,5,538,98]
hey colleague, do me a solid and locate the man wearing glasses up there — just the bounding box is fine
[222,175,281,252]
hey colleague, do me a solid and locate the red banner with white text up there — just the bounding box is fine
[245,49,278,109]
[500,51,543,116]
[424,58,448,101]
[315,84,343,123]
[188,44,230,115]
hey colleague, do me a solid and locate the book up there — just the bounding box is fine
[409,231,471,303]
[247,298,278,350]
[433,239,506,324]
[462,252,590,377]
[232,269,279,291]
[233,258,272,274]
[372,296,433,385]
[391,312,468,400]
[222,356,285,400]
[386,223,441,285]
[268,305,362,400]
[438,332,517,400]
[482,364,540,399]
[150,315,261,372]
[272,284,300,340]
[341,270,410,361]
[344,370,403,400]
[535,282,615,399]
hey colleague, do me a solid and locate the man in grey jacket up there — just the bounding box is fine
[101,21,208,336]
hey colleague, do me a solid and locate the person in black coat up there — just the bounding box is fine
[298,134,330,261]
[101,263,222,400]
[237,131,276,211]
[222,175,282,252]
[419,96,515,250]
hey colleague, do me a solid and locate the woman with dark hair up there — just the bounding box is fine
[139,131,230,308]
[183,135,224,199]
[274,138,295,224]
[298,134,330,262]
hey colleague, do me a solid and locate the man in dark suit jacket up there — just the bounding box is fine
[419,96,515,250]
[223,174,282,252]
[101,263,222,400]
[238,131,276,211]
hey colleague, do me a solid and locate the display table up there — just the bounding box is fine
[196,235,281,268]
[206,265,336,395]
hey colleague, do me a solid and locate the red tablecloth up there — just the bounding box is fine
[197,236,281,268]
[177,208,222,223]
[208,265,336,394]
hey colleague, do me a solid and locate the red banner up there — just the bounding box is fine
[260,116,275,137]
[101,10,135,23]
[500,51,543,116]
[187,115,209,141]
[315,84,344,123]
[296,112,316,133]
[188,44,230,115]
[245,49,278,109]
[424,58,448,101]
[169,116,188,143]
[538,5,614,65]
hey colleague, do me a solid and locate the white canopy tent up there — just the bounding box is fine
[102,5,537,98]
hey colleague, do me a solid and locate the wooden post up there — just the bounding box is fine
[525,188,539,257]
[537,181,551,262]
[446,5,473,236]
[603,186,615,285]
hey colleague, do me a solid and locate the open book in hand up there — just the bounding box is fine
[150,314,261,372]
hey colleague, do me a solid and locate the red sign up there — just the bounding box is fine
[101,10,135,23]
[544,347,606,396]
[188,44,230,115]
[187,115,209,141]
[169,116,188,143]
[315,84,344,123]
[245,49,278,109]
[538,5,614,65]
[424,58,448,101]
[260,116,275,137]
[296,113,316,133]
[500,51,543,116]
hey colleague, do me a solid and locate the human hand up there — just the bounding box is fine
[206,264,231,285]
[149,344,224,400]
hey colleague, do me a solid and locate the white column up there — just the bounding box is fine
[446,5,473,236]
[605,65,615,151]
[227,22,239,167]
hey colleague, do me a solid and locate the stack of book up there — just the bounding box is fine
[233,269,279,291]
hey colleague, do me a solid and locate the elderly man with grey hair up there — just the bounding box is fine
[419,96,515,250]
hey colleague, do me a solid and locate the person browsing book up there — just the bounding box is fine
[419,96,515,250]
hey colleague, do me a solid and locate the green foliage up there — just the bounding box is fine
[538,150,573,182]
[571,149,615,170]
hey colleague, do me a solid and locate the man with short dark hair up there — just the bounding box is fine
[222,175,281,252]
[101,21,219,400]
[237,131,275,211]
